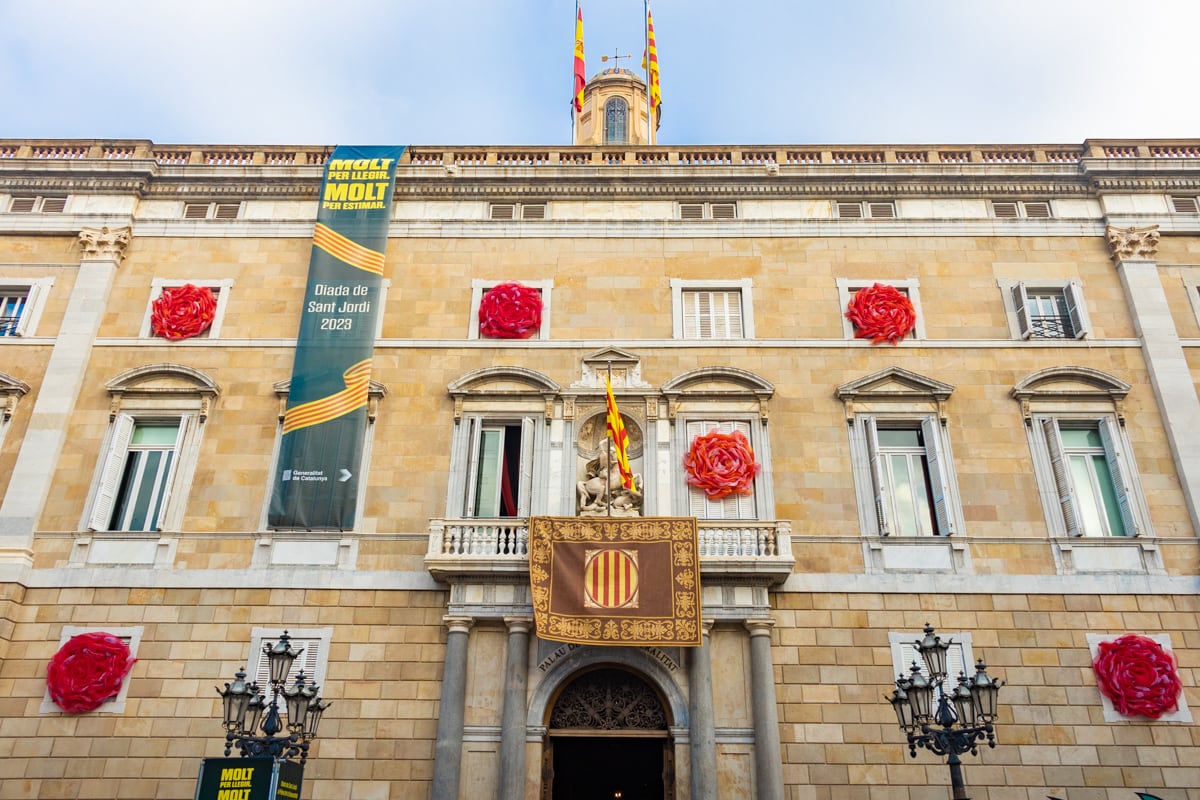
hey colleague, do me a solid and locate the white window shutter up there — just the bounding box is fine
[1011,282,1031,339]
[183,203,210,219]
[88,415,136,530]
[679,203,704,220]
[463,417,483,517]
[1064,281,1088,339]
[153,415,190,531]
[682,292,699,339]
[724,291,743,338]
[837,202,863,219]
[490,204,515,220]
[920,416,954,536]
[13,282,43,336]
[1097,418,1138,537]
[863,417,892,536]
[1023,201,1051,218]
[1170,196,1199,213]
[868,202,895,219]
[518,417,535,516]
[992,202,1018,218]
[1041,418,1081,537]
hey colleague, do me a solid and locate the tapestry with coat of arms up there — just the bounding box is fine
[529,516,702,647]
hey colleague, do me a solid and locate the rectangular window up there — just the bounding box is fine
[836,278,925,340]
[678,202,737,220]
[682,289,743,339]
[1169,196,1199,214]
[183,202,242,220]
[249,627,333,721]
[992,200,1051,219]
[836,201,895,219]
[89,416,189,532]
[489,203,547,220]
[0,288,28,336]
[1040,418,1137,537]
[8,196,66,213]
[0,278,52,337]
[888,631,973,681]
[468,279,552,340]
[140,279,234,339]
[465,418,534,517]
[40,626,143,714]
[864,418,954,536]
[1011,281,1088,339]
[685,420,757,520]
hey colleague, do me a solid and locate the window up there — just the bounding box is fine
[991,200,1051,218]
[670,279,755,340]
[1006,281,1089,340]
[683,420,758,519]
[678,202,737,220]
[837,368,965,538]
[40,626,143,714]
[8,196,66,213]
[182,201,241,220]
[1035,417,1140,538]
[445,366,556,520]
[489,203,547,220]
[1169,196,1199,214]
[604,98,628,144]
[468,278,553,340]
[0,278,54,337]
[836,278,926,340]
[85,365,218,532]
[836,201,895,219]
[249,627,333,692]
[1013,367,1155,549]
[139,278,235,339]
[888,630,974,682]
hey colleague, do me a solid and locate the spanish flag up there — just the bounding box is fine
[643,4,661,128]
[605,376,636,490]
[573,4,586,113]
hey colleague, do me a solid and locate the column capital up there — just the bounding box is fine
[503,616,534,634]
[443,615,475,634]
[78,226,132,262]
[743,617,775,637]
[1105,224,1160,262]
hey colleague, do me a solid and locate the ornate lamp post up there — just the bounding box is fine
[215,631,332,765]
[886,623,1004,800]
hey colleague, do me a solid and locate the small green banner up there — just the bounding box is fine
[268,145,404,530]
[194,757,303,800]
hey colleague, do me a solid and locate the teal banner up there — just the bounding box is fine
[268,145,404,530]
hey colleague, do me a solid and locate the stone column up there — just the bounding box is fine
[431,616,473,800]
[1106,224,1200,533]
[0,227,131,563]
[745,618,784,800]
[497,616,532,800]
[688,620,717,800]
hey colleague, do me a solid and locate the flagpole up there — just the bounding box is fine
[644,1,652,145]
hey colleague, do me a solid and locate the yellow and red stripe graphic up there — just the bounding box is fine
[605,376,635,490]
[573,4,586,113]
[585,549,639,609]
[313,223,385,275]
[643,6,661,128]
[282,359,372,434]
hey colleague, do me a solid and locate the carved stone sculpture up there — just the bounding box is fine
[577,440,642,517]
[1105,224,1160,261]
[78,226,133,262]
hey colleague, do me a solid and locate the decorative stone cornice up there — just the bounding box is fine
[1105,224,1160,261]
[78,226,132,262]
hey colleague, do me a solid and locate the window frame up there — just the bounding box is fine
[677,202,737,220]
[40,626,143,714]
[1168,196,1199,214]
[670,278,755,340]
[8,195,67,214]
[679,418,761,520]
[182,201,242,220]
[139,278,235,339]
[998,279,1090,340]
[1183,273,1200,329]
[888,631,974,683]
[990,200,1052,219]
[835,201,896,219]
[836,278,926,340]
[468,278,553,340]
[87,413,197,532]
[604,97,629,144]
[0,277,54,337]
[488,203,548,221]
[248,627,333,723]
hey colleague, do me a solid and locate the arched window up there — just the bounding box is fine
[604,98,628,144]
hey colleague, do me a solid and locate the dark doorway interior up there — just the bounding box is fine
[551,736,665,800]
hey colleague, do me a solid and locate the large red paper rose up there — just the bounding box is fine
[845,283,916,345]
[46,632,136,714]
[684,430,761,500]
[479,282,542,339]
[1093,634,1182,719]
[151,283,217,340]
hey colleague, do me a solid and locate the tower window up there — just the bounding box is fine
[604,98,628,145]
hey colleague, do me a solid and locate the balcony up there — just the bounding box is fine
[424,517,795,584]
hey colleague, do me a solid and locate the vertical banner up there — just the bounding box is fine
[268,145,404,530]
[194,757,302,800]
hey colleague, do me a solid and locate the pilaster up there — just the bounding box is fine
[744,618,784,800]
[688,620,718,800]
[497,617,532,800]
[1105,224,1200,534]
[0,226,131,562]
[431,616,473,800]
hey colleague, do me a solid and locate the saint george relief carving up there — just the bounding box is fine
[575,410,644,517]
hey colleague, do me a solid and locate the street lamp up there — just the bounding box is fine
[215,631,332,765]
[886,623,1004,800]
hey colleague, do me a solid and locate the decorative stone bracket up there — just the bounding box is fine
[1105,224,1160,262]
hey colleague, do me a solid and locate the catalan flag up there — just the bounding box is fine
[605,376,635,490]
[573,4,586,113]
[643,4,661,128]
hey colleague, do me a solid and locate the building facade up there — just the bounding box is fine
[1,124,1200,798]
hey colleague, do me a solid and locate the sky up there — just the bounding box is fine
[1,0,1197,148]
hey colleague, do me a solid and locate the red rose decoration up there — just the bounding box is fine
[1093,634,1182,719]
[479,282,542,339]
[684,430,761,499]
[845,283,916,345]
[46,632,136,714]
[151,283,217,340]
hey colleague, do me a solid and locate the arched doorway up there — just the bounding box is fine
[543,667,674,800]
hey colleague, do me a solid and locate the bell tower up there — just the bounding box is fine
[574,67,655,146]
